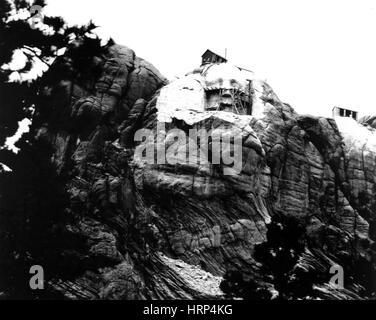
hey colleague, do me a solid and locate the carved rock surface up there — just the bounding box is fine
[31,44,376,299]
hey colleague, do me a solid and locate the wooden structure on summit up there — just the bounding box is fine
[201,50,227,65]
[332,106,358,120]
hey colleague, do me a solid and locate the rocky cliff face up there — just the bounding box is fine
[30,43,375,299]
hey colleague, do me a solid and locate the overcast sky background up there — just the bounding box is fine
[42,0,376,118]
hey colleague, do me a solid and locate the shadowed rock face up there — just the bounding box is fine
[33,44,375,299]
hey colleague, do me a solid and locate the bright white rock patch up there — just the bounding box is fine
[156,63,268,124]
[335,116,376,150]
[158,253,224,297]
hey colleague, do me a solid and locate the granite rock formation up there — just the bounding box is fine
[24,43,376,299]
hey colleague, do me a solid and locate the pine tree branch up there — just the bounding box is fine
[22,45,52,68]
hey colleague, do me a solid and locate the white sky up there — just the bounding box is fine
[41,0,376,118]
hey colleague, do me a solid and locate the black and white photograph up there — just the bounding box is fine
[0,0,375,311]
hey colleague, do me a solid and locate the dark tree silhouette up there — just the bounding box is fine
[220,213,309,300]
[220,212,376,300]
[0,0,102,148]
[0,0,111,298]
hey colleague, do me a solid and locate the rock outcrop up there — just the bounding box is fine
[29,43,376,299]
